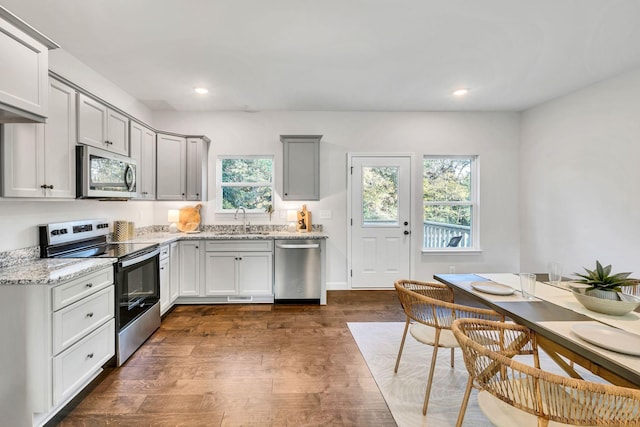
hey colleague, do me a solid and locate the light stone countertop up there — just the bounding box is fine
[0,258,115,285]
[0,231,327,285]
[126,231,328,245]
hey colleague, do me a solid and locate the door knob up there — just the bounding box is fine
[404,230,410,235]
[404,221,409,226]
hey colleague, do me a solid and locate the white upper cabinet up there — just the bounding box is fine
[281,135,321,201]
[77,93,129,156]
[0,7,57,123]
[156,133,187,200]
[186,137,208,201]
[130,121,156,200]
[1,78,76,198]
[157,134,209,201]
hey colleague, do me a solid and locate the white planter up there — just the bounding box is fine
[571,290,640,316]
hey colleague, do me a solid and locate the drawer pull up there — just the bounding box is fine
[85,283,93,288]
[86,312,94,318]
[87,353,94,359]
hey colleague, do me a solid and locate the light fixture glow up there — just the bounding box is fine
[452,88,469,96]
[194,87,209,94]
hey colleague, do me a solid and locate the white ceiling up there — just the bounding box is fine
[5,0,640,112]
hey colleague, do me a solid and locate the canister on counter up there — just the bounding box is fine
[113,220,129,241]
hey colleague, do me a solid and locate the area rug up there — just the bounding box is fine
[347,322,605,427]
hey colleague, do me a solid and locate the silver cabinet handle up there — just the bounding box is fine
[276,244,320,249]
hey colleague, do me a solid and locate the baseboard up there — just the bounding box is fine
[327,281,349,290]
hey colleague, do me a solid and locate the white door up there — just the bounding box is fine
[350,156,411,288]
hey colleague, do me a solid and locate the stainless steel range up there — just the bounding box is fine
[40,219,161,365]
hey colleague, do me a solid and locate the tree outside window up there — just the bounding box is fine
[217,156,273,212]
[423,156,478,249]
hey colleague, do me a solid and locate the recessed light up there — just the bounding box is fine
[194,87,209,94]
[452,89,469,96]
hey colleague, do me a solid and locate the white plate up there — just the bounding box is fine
[470,281,515,296]
[571,323,640,356]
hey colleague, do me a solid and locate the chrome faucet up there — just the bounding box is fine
[234,206,250,233]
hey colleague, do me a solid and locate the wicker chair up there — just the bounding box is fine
[394,280,503,416]
[452,318,640,427]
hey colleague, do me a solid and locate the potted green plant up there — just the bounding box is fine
[571,261,640,315]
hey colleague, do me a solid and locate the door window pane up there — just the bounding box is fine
[362,166,399,226]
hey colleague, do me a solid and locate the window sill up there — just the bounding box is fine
[421,248,483,255]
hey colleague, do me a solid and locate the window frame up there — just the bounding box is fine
[422,155,480,253]
[215,155,275,213]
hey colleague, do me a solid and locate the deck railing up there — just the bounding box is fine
[423,221,471,248]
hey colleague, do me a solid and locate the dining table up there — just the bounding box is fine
[434,273,640,389]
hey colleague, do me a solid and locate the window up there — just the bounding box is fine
[216,156,274,212]
[423,156,478,250]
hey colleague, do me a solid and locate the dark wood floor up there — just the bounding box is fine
[55,291,405,426]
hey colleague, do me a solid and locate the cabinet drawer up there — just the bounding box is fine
[159,244,170,260]
[205,240,273,252]
[53,286,114,354]
[53,319,115,404]
[52,267,113,311]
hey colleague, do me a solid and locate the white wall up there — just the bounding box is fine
[520,67,640,277]
[153,111,521,289]
[0,200,155,252]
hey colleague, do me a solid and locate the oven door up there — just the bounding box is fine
[115,248,160,331]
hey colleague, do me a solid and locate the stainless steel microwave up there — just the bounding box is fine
[76,145,137,199]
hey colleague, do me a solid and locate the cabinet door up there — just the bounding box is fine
[0,16,48,121]
[44,79,76,198]
[130,122,156,200]
[186,137,207,201]
[178,241,201,296]
[159,256,170,314]
[106,109,129,156]
[77,93,107,149]
[238,252,273,296]
[169,242,180,302]
[204,252,238,295]
[2,78,76,198]
[141,127,157,199]
[281,135,321,200]
[156,133,186,200]
[1,122,44,197]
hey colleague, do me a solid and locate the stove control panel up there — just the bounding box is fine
[40,219,110,246]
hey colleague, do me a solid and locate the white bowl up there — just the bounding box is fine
[571,290,640,316]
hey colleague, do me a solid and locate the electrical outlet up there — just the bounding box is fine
[319,210,332,219]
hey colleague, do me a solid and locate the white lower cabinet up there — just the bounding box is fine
[159,242,181,314]
[159,251,171,314]
[204,252,273,297]
[50,267,115,407]
[0,265,115,427]
[178,240,203,296]
[204,240,273,301]
[169,242,180,302]
[176,239,273,303]
[53,319,115,403]
[204,252,238,295]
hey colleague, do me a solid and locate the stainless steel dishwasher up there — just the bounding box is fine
[274,239,324,304]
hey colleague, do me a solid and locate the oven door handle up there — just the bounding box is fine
[119,248,160,268]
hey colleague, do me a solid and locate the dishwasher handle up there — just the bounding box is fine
[276,243,320,249]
